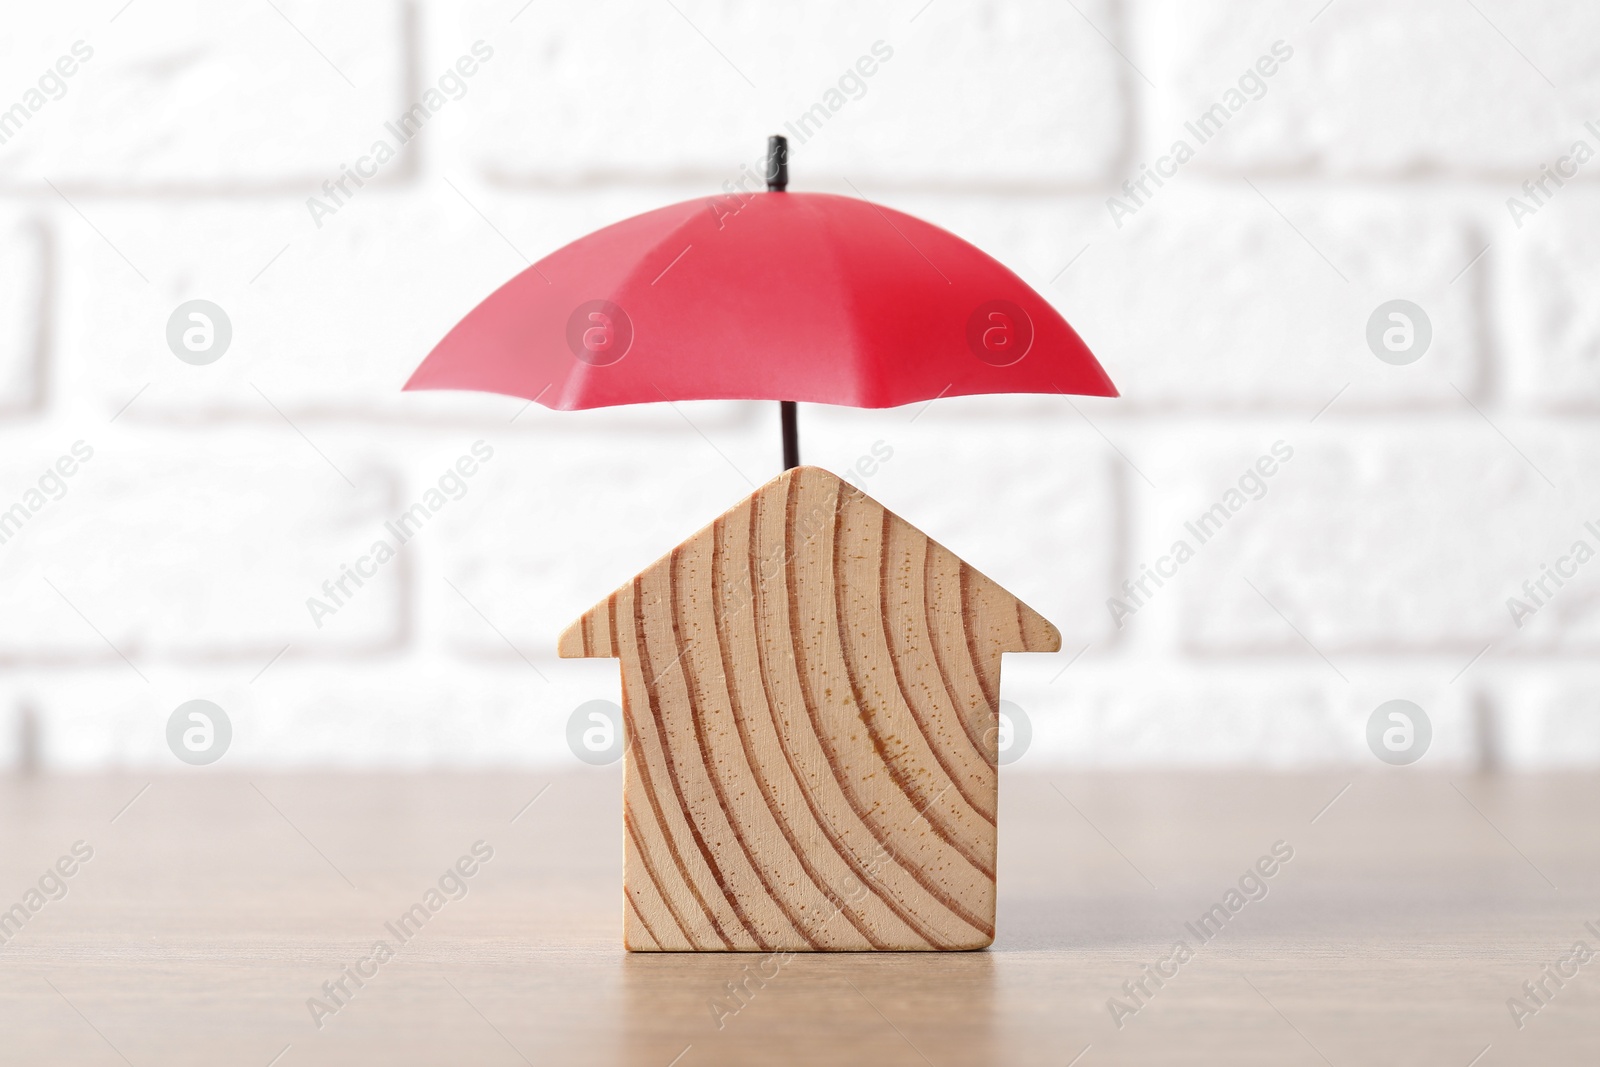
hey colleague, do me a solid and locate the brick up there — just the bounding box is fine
[725,187,1484,411]
[9,0,1600,775]
[1488,668,1600,768]
[1055,185,1485,408]
[0,1,404,189]
[0,658,1491,769]
[436,415,1117,655]
[455,0,1126,186]
[1168,428,1600,655]
[874,192,1105,297]
[1136,0,1598,176]
[0,430,401,661]
[435,426,813,659]
[0,661,609,768]
[1001,662,1479,767]
[812,411,1119,649]
[1504,190,1600,409]
[56,188,752,429]
[239,661,609,768]
[0,673,157,769]
[0,213,43,413]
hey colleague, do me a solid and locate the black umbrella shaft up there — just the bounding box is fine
[780,401,799,471]
[770,135,798,472]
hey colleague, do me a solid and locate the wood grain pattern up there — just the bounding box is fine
[559,466,1061,951]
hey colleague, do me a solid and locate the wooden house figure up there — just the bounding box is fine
[559,465,1060,951]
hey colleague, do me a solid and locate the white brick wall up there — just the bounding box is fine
[0,1,407,188]
[3,0,1596,769]
[0,212,43,412]
[1056,186,1487,407]
[1137,0,1600,176]
[1506,191,1600,408]
[457,0,1127,185]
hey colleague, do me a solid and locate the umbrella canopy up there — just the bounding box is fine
[404,180,1115,415]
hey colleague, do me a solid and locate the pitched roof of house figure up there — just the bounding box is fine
[559,465,1060,951]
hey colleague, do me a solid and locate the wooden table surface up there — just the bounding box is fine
[1,769,1596,1066]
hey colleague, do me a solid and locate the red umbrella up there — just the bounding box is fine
[404,137,1116,466]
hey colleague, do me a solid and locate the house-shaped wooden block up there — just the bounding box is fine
[559,466,1060,950]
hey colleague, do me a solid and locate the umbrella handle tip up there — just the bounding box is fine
[766,135,788,192]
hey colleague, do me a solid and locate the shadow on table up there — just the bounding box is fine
[619,948,998,1065]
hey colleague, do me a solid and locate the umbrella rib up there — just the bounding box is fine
[410,190,1120,415]
[652,386,756,489]
[842,178,950,285]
